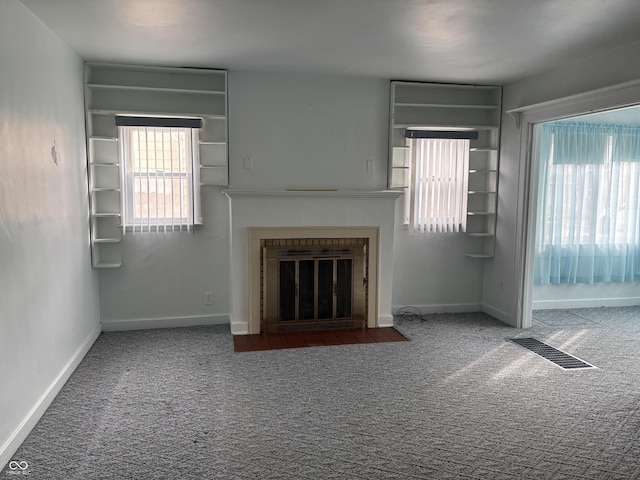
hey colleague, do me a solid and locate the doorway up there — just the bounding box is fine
[513,84,640,328]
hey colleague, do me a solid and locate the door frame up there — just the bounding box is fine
[511,80,640,328]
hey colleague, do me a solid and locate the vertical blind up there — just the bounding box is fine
[409,137,470,233]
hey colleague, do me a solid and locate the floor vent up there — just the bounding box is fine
[510,337,596,370]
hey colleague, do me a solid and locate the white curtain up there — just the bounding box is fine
[410,138,469,233]
[534,122,640,284]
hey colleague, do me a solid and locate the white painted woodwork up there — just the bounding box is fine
[84,63,229,268]
[389,81,502,258]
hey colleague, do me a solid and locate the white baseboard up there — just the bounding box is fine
[0,324,101,471]
[230,322,249,335]
[481,303,514,327]
[392,303,483,316]
[532,297,640,310]
[377,314,394,328]
[101,314,230,332]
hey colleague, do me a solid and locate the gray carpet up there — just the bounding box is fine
[5,308,640,479]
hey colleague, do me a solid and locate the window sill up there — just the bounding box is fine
[123,224,201,234]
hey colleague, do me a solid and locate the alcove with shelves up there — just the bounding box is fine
[84,63,228,268]
[389,81,502,258]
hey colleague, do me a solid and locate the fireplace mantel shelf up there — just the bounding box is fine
[223,188,403,199]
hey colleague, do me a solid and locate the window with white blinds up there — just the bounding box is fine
[118,124,201,233]
[407,137,470,233]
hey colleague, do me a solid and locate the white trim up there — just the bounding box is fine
[230,323,249,335]
[512,80,640,329]
[377,314,395,328]
[506,78,640,118]
[532,297,640,310]
[482,303,513,326]
[223,189,402,199]
[101,314,230,331]
[393,303,483,315]
[0,325,101,471]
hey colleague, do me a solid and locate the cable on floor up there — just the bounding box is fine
[394,306,427,324]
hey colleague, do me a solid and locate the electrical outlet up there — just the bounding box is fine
[205,292,214,305]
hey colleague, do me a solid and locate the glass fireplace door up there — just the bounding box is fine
[278,258,353,323]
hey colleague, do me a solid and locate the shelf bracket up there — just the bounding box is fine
[508,111,522,130]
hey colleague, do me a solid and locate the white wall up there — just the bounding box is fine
[98,70,487,327]
[98,188,231,331]
[484,41,640,326]
[0,0,100,468]
[391,201,485,313]
[227,71,389,190]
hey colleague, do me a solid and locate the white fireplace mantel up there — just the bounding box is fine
[225,187,401,335]
[223,188,402,199]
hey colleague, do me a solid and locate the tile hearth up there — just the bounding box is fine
[233,327,408,352]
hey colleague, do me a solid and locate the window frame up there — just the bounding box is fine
[404,133,472,234]
[117,119,202,233]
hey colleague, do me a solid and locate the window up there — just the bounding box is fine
[116,116,202,233]
[534,121,640,284]
[404,131,472,233]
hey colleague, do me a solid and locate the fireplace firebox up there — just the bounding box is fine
[262,238,368,332]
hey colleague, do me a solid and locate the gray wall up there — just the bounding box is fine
[0,0,100,466]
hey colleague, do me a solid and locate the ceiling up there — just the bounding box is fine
[20,0,640,84]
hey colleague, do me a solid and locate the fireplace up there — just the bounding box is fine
[262,238,368,332]
[247,226,381,334]
[223,189,401,335]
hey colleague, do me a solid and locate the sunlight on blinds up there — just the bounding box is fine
[410,138,469,233]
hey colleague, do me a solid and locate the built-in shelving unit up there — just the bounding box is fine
[389,81,502,258]
[84,63,228,268]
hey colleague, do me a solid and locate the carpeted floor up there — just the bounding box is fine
[5,307,640,479]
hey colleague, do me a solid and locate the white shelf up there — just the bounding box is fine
[87,84,225,95]
[93,262,123,268]
[88,108,226,119]
[393,123,498,130]
[390,81,501,260]
[91,213,121,218]
[85,64,227,268]
[395,103,499,110]
[89,136,117,141]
